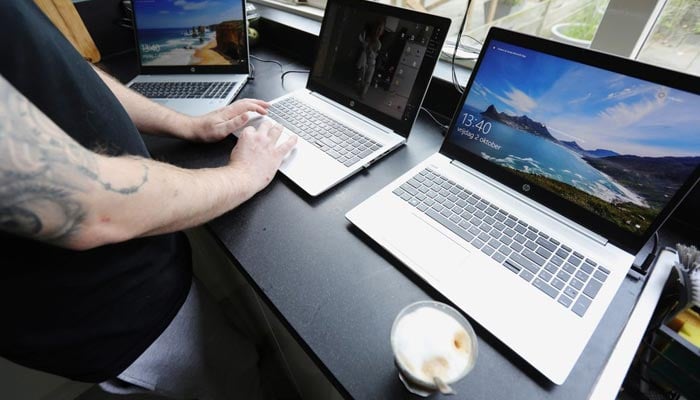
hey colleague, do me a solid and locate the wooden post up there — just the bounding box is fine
[33,0,101,63]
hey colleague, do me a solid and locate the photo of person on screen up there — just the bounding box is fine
[355,18,386,98]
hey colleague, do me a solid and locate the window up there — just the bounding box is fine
[252,0,700,76]
[637,0,700,76]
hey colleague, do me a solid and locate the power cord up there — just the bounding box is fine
[420,107,449,133]
[251,55,284,71]
[249,54,308,84]
[451,0,473,95]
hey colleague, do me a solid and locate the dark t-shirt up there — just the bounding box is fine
[0,1,192,382]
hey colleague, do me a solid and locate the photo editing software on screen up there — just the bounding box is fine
[448,40,700,235]
[312,2,443,121]
[132,0,246,67]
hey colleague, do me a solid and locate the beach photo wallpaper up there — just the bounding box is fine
[450,40,700,234]
[133,0,245,66]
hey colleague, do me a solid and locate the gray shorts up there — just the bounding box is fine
[99,278,263,400]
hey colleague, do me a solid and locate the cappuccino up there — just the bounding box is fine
[391,303,476,387]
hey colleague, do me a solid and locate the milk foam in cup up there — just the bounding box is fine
[390,301,477,393]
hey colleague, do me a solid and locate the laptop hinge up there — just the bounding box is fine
[309,92,394,135]
[451,160,609,246]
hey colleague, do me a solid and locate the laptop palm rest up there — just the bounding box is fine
[384,212,471,284]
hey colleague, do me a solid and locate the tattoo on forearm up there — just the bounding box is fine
[0,76,149,244]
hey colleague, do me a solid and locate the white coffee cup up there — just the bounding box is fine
[390,300,478,396]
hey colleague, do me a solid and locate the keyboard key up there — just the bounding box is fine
[557,270,571,282]
[522,248,546,266]
[425,208,475,244]
[536,237,558,252]
[581,262,594,274]
[497,246,512,257]
[519,269,535,282]
[538,270,553,282]
[556,247,571,259]
[536,246,552,260]
[510,252,540,274]
[499,236,513,246]
[551,278,566,290]
[558,294,573,308]
[492,252,506,264]
[575,270,590,283]
[545,263,558,274]
[564,286,578,299]
[583,279,602,299]
[594,270,608,282]
[572,296,592,317]
[570,278,584,290]
[511,242,524,253]
[514,234,527,244]
[550,255,565,267]
[533,278,558,299]
[563,263,576,274]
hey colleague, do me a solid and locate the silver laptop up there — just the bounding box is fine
[347,27,700,384]
[126,0,250,116]
[242,0,449,196]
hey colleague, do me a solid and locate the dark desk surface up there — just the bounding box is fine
[111,47,684,400]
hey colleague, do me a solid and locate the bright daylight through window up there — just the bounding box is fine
[256,0,700,76]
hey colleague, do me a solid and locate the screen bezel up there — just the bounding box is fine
[440,27,700,254]
[306,0,450,137]
[130,0,250,75]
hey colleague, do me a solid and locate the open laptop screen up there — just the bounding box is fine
[131,0,247,68]
[308,0,449,136]
[442,28,700,252]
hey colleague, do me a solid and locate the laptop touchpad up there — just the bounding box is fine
[385,213,471,284]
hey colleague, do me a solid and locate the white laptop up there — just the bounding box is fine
[126,0,250,116]
[241,0,449,196]
[347,27,700,384]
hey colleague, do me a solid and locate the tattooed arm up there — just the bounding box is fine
[93,67,269,143]
[0,75,296,250]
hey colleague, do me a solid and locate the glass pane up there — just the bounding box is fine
[637,0,700,76]
[373,0,610,63]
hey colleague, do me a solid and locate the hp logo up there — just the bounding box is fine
[349,100,355,107]
[522,184,531,192]
[190,67,196,73]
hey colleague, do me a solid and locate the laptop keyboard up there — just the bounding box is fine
[393,168,611,318]
[268,97,382,167]
[129,81,235,99]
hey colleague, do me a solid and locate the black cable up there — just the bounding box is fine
[451,0,472,95]
[250,55,284,70]
[420,107,449,133]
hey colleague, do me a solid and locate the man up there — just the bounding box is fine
[0,1,296,399]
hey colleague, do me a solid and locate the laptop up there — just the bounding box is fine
[126,0,250,116]
[240,0,449,196]
[347,27,700,384]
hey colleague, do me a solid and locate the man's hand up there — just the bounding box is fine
[184,99,271,143]
[229,121,298,195]
[93,67,272,143]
